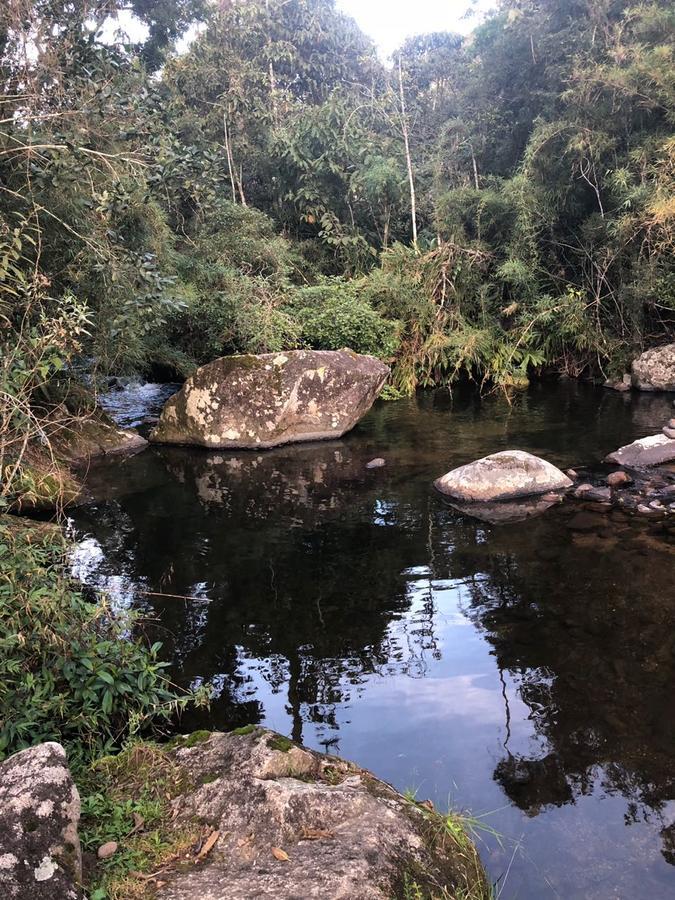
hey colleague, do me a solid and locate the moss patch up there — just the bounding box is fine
[232,724,257,736]
[266,734,294,753]
[183,729,212,748]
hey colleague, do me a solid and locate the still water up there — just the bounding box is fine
[69,381,675,899]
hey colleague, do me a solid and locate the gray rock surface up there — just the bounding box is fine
[159,729,486,900]
[606,434,675,467]
[632,344,675,391]
[150,350,389,450]
[0,743,83,900]
[434,450,572,502]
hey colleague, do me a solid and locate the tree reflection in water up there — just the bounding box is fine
[70,383,675,892]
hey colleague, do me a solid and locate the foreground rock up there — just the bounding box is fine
[0,743,83,900]
[605,433,675,467]
[434,450,572,502]
[151,350,389,450]
[632,343,675,391]
[159,728,487,900]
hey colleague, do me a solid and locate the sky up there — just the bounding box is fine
[336,0,494,59]
[103,1,495,60]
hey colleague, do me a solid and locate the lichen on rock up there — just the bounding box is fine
[0,742,83,900]
[434,450,572,502]
[154,728,488,900]
[149,349,390,450]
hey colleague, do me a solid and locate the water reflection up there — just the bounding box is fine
[70,382,675,899]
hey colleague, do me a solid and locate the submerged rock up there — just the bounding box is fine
[604,374,631,392]
[434,450,572,502]
[57,418,147,463]
[150,350,389,450]
[606,434,675,467]
[158,728,487,900]
[365,457,386,469]
[0,742,83,900]
[632,343,675,392]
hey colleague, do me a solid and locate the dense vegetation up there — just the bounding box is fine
[0,517,203,762]
[1,0,674,492]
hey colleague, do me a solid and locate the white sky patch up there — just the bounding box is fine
[96,2,495,62]
[336,0,495,60]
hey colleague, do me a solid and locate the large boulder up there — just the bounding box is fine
[0,742,83,900]
[159,728,487,900]
[150,350,389,450]
[434,450,572,502]
[632,344,675,392]
[605,433,675,467]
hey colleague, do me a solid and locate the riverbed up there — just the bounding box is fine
[69,380,675,899]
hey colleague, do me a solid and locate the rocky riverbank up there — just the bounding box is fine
[0,729,489,900]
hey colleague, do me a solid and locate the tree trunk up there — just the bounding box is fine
[398,55,418,251]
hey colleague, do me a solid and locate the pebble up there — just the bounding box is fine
[662,426,675,439]
[365,458,386,469]
[573,483,593,496]
[566,469,578,479]
[97,841,118,860]
[606,470,632,488]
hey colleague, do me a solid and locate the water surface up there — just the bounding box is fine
[69,382,675,899]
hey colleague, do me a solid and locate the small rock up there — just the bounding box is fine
[574,483,594,497]
[583,487,612,502]
[606,471,632,488]
[603,376,630,392]
[566,469,578,479]
[668,418,675,429]
[649,500,665,511]
[541,492,563,502]
[365,458,386,469]
[434,450,572,502]
[637,504,655,515]
[97,841,118,860]
[606,434,675,467]
[662,426,675,439]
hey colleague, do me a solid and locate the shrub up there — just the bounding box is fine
[289,277,400,358]
[0,517,200,764]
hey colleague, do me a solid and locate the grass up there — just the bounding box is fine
[79,741,202,900]
[400,790,501,900]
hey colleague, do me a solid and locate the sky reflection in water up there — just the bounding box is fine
[69,382,675,899]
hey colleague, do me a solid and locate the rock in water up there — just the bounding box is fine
[434,450,572,502]
[606,434,675,467]
[158,729,487,900]
[0,743,83,900]
[150,350,389,450]
[632,344,675,391]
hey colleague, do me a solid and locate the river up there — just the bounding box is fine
[69,380,675,899]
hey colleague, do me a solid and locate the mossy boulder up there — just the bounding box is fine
[156,728,488,900]
[149,349,389,450]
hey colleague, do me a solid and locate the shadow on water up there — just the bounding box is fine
[69,381,675,899]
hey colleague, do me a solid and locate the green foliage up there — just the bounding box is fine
[289,278,400,358]
[0,518,201,763]
[78,741,199,900]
